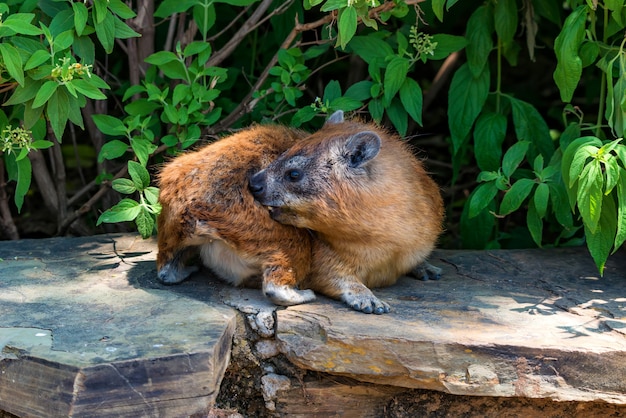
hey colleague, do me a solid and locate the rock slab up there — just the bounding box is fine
[276,247,626,404]
[1,234,625,417]
[0,234,236,417]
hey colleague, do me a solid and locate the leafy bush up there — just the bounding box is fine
[0,0,624,273]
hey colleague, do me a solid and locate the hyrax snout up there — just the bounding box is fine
[251,110,444,314]
[156,125,316,306]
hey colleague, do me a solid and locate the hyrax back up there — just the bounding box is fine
[250,111,444,314]
[157,125,315,306]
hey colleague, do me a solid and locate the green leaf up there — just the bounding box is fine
[32,80,59,109]
[95,12,116,54]
[474,112,507,171]
[585,194,617,275]
[500,178,535,215]
[550,182,574,229]
[509,97,554,159]
[448,63,490,154]
[534,182,550,218]
[569,144,598,187]
[553,5,588,102]
[348,36,394,68]
[466,5,494,77]
[469,181,498,218]
[71,79,108,100]
[97,198,141,225]
[98,139,128,162]
[4,80,42,105]
[14,155,32,213]
[384,57,410,106]
[145,51,179,66]
[193,3,216,40]
[24,50,50,70]
[606,70,626,138]
[329,97,362,112]
[527,196,543,247]
[92,115,127,136]
[54,30,74,51]
[432,0,445,22]
[46,89,70,141]
[321,0,348,12]
[323,80,342,102]
[128,160,150,191]
[130,137,157,167]
[615,169,626,250]
[93,0,109,24]
[562,137,597,211]
[429,34,467,60]
[502,140,530,178]
[113,16,140,39]
[155,0,198,17]
[0,43,24,86]
[369,98,384,123]
[494,0,518,47]
[291,106,317,127]
[112,178,137,194]
[399,77,423,126]
[462,187,496,248]
[184,41,211,58]
[337,6,357,49]
[3,13,42,35]
[73,36,96,64]
[345,80,373,101]
[31,140,54,150]
[577,160,603,233]
[386,98,408,137]
[135,207,155,239]
[143,186,160,206]
[108,0,137,19]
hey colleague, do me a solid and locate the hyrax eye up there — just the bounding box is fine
[285,169,303,182]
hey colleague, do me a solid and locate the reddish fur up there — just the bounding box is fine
[254,116,444,304]
[156,125,311,289]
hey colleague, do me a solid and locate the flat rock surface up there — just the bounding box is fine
[1,234,625,417]
[276,247,626,404]
[0,234,236,417]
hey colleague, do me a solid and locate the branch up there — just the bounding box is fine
[58,163,129,235]
[206,0,275,68]
[0,159,19,240]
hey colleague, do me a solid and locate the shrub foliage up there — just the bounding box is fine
[0,0,624,273]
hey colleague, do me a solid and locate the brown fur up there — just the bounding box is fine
[156,125,315,306]
[250,111,444,313]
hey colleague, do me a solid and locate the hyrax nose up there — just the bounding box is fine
[249,171,266,199]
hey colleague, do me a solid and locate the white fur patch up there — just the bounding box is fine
[263,282,316,306]
[200,240,260,286]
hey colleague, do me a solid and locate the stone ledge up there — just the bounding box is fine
[0,234,625,417]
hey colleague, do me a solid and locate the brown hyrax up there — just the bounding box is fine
[250,111,444,314]
[156,124,316,306]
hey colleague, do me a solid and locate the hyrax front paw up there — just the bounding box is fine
[263,282,316,306]
[157,263,199,285]
[341,283,390,314]
[411,261,442,281]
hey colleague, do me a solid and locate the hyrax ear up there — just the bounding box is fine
[325,110,344,125]
[343,131,381,168]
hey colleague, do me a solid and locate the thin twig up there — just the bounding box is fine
[423,51,460,112]
[58,163,129,235]
[206,0,275,68]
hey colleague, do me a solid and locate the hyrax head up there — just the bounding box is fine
[249,111,382,231]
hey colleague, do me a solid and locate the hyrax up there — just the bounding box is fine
[156,125,316,306]
[250,111,444,314]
